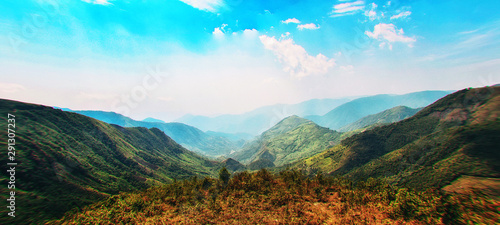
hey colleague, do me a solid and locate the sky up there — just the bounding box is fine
[1,0,499,121]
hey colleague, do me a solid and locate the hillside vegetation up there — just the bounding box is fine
[1,87,498,224]
[0,99,221,224]
[230,116,342,169]
[53,169,499,224]
[295,86,500,190]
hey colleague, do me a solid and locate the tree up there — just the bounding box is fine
[219,167,231,185]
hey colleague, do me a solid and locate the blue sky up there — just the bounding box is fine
[1,0,499,121]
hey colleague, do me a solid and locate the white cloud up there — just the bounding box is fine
[331,1,365,17]
[178,0,224,12]
[81,0,112,5]
[213,28,223,35]
[242,28,259,37]
[259,35,335,78]
[365,10,377,20]
[390,11,411,20]
[364,3,377,21]
[297,23,320,30]
[0,83,26,93]
[212,24,228,35]
[365,23,416,49]
[281,18,301,24]
[281,32,291,39]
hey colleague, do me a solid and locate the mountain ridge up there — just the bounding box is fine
[175,98,354,135]
[294,86,500,190]
[62,109,238,157]
[339,106,422,132]
[307,90,451,131]
[0,99,222,223]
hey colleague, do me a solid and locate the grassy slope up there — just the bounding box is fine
[0,99,220,224]
[339,106,421,132]
[295,86,500,189]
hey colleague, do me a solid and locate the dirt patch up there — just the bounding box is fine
[442,175,500,198]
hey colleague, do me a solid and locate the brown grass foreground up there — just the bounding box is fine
[52,169,499,225]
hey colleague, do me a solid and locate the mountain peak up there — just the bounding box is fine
[262,115,311,139]
[142,117,166,123]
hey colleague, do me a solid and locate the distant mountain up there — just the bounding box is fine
[0,99,221,224]
[176,98,353,135]
[307,91,451,131]
[339,106,422,132]
[142,117,166,123]
[231,116,342,169]
[295,86,500,190]
[63,110,238,157]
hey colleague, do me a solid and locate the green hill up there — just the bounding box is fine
[222,158,246,172]
[295,86,500,190]
[231,116,342,169]
[307,90,450,131]
[0,99,221,224]
[64,110,238,157]
[339,106,421,132]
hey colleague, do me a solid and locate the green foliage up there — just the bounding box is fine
[218,167,231,185]
[294,86,500,190]
[51,169,499,224]
[67,110,239,157]
[232,115,342,168]
[0,99,221,223]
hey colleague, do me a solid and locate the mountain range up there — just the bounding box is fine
[47,84,500,224]
[175,98,353,135]
[0,99,223,223]
[1,86,498,224]
[294,86,500,190]
[60,109,241,157]
[306,90,451,131]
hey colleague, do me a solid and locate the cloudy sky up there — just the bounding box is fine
[1,0,499,121]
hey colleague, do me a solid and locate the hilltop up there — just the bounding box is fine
[230,116,342,169]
